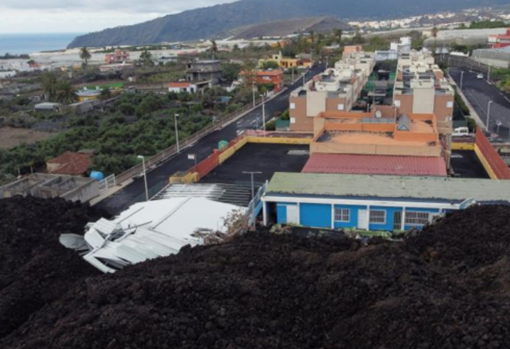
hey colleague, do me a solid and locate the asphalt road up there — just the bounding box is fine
[450,67,510,140]
[97,64,325,216]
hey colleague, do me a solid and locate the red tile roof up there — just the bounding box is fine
[168,82,192,88]
[302,154,447,177]
[47,151,93,175]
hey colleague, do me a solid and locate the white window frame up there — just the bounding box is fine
[369,210,386,224]
[446,101,454,108]
[290,103,296,110]
[337,104,345,111]
[394,100,401,108]
[334,208,350,223]
[290,117,296,124]
[405,211,431,226]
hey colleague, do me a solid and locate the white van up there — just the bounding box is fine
[453,127,470,137]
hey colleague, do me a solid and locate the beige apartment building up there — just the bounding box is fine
[393,51,454,138]
[289,52,376,132]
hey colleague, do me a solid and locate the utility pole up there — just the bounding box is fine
[260,94,266,132]
[174,113,180,153]
[137,155,149,202]
[252,82,256,108]
[460,71,464,91]
[487,64,491,84]
[243,171,262,199]
[487,100,493,132]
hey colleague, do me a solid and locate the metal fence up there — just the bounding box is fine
[98,174,117,194]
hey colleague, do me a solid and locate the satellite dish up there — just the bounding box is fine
[375,110,382,119]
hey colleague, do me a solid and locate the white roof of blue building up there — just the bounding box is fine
[266,173,510,203]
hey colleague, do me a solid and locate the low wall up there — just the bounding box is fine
[452,142,475,151]
[475,128,510,180]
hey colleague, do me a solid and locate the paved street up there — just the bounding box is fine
[450,67,510,140]
[96,65,325,215]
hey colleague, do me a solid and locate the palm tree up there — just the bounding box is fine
[55,81,78,104]
[431,27,439,54]
[333,28,343,45]
[79,47,91,66]
[210,40,218,59]
[41,72,59,101]
[140,50,154,66]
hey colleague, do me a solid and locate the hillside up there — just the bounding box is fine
[67,0,510,48]
[231,16,351,39]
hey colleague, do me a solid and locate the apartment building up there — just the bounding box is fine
[105,50,130,64]
[289,52,375,132]
[186,60,222,84]
[393,51,455,140]
[240,69,284,92]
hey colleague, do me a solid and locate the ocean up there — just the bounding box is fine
[0,33,83,56]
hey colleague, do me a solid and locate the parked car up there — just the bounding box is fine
[477,73,484,79]
[453,127,470,137]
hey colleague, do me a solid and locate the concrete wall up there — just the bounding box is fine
[434,94,455,123]
[306,91,327,118]
[412,88,435,114]
[290,96,314,132]
[310,141,441,157]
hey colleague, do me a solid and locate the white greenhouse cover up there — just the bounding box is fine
[82,197,242,273]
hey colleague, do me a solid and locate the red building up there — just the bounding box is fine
[241,69,284,92]
[105,50,130,64]
[488,29,510,49]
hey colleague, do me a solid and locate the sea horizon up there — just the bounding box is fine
[0,33,84,56]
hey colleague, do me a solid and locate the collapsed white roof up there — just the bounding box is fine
[82,197,242,273]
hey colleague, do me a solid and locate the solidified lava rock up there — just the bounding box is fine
[0,196,106,340]
[1,201,510,349]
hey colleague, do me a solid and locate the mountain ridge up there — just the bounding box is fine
[67,0,510,48]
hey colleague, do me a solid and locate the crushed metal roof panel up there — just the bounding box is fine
[80,197,243,273]
[302,154,447,177]
[154,183,253,207]
[266,172,510,202]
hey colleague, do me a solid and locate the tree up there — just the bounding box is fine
[41,72,60,101]
[210,40,218,59]
[221,62,242,83]
[79,47,92,66]
[55,81,78,104]
[261,61,280,70]
[333,28,343,44]
[100,88,112,100]
[351,29,365,45]
[140,50,154,67]
[431,27,439,53]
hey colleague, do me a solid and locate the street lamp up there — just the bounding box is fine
[487,101,493,132]
[303,70,307,87]
[137,155,149,202]
[260,94,266,132]
[252,82,256,108]
[243,171,262,199]
[174,113,180,153]
[460,71,464,91]
[496,120,502,135]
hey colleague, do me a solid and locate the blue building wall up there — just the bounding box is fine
[300,203,331,228]
[272,199,446,231]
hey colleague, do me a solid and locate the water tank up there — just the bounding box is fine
[90,171,105,181]
[218,140,229,150]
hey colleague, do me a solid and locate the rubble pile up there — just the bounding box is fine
[1,198,510,349]
[0,196,105,340]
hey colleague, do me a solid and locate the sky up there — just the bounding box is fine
[0,0,238,34]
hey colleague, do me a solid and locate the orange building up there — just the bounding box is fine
[241,69,284,92]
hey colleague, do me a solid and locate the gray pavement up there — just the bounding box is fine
[96,65,325,216]
[450,67,510,141]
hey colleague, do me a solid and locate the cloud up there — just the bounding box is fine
[0,0,239,33]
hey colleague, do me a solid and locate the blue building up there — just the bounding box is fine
[262,173,510,231]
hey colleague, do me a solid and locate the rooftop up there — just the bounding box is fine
[302,154,447,177]
[47,151,93,175]
[266,173,510,203]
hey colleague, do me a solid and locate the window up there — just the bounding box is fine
[447,101,454,108]
[394,100,401,108]
[370,210,386,224]
[334,208,350,222]
[337,104,345,111]
[290,117,296,124]
[290,103,296,110]
[405,211,430,226]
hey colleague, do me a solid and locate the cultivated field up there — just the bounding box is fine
[0,127,55,149]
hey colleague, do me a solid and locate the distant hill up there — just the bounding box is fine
[68,0,510,48]
[230,17,351,39]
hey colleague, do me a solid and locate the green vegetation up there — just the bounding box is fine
[260,61,280,70]
[468,20,509,29]
[79,47,91,66]
[453,87,471,116]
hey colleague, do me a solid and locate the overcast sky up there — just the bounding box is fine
[0,0,238,33]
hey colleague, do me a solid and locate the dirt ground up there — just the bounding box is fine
[0,127,55,149]
[1,197,510,349]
